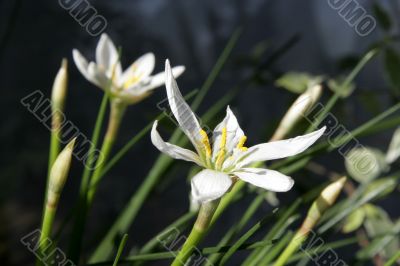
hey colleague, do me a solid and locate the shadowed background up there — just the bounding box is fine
[1,0,399,265]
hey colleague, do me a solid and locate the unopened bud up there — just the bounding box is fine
[51,59,68,109]
[271,83,322,141]
[47,138,75,208]
[301,177,346,232]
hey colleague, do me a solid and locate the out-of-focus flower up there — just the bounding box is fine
[73,34,185,105]
[151,60,326,204]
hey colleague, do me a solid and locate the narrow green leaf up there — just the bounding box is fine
[386,127,400,164]
[258,231,294,265]
[219,209,280,266]
[384,48,400,97]
[112,234,128,266]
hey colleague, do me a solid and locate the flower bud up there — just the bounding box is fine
[271,83,322,141]
[274,177,346,266]
[301,177,346,232]
[47,138,75,208]
[51,58,68,109]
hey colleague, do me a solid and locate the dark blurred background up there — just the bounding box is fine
[1,0,399,265]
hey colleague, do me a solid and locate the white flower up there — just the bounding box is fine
[151,60,326,204]
[72,33,185,104]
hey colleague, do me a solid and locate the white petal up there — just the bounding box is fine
[151,121,203,166]
[237,127,326,168]
[212,106,244,159]
[135,65,185,92]
[191,169,232,203]
[165,60,202,147]
[87,62,110,89]
[73,49,105,88]
[120,53,155,87]
[96,33,121,78]
[234,168,294,192]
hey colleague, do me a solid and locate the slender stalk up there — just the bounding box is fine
[171,200,219,266]
[86,239,276,265]
[36,204,57,266]
[112,234,128,266]
[87,100,126,203]
[67,94,109,262]
[384,250,400,266]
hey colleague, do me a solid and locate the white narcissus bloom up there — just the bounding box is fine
[151,60,326,204]
[72,33,185,105]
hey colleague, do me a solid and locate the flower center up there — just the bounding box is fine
[199,127,248,171]
[122,65,143,89]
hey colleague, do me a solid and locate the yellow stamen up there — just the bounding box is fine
[215,127,227,168]
[237,135,248,151]
[200,129,212,158]
[123,64,141,89]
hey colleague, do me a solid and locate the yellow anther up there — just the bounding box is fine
[123,64,141,89]
[215,127,227,168]
[237,135,248,151]
[200,129,212,158]
[123,75,141,89]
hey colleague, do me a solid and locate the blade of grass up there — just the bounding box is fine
[113,234,128,266]
[306,48,379,133]
[384,250,400,266]
[68,93,109,261]
[137,211,196,256]
[318,176,398,233]
[243,201,302,266]
[258,231,294,265]
[283,237,358,264]
[207,194,264,264]
[86,239,277,265]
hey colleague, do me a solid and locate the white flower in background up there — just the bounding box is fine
[72,33,185,104]
[151,60,326,204]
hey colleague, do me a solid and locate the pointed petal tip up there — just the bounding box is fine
[165,59,171,68]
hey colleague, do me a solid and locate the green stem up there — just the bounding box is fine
[273,231,307,266]
[171,200,219,266]
[68,98,125,263]
[87,100,126,203]
[384,250,400,266]
[36,195,58,266]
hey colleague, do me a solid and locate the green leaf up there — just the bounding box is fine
[362,177,397,200]
[384,48,400,97]
[112,234,128,266]
[342,208,365,233]
[386,127,400,164]
[345,147,389,183]
[275,72,322,94]
[318,176,396,234]
[372,3,392,31]
[358,218,400,259]
[327,76,355,98]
